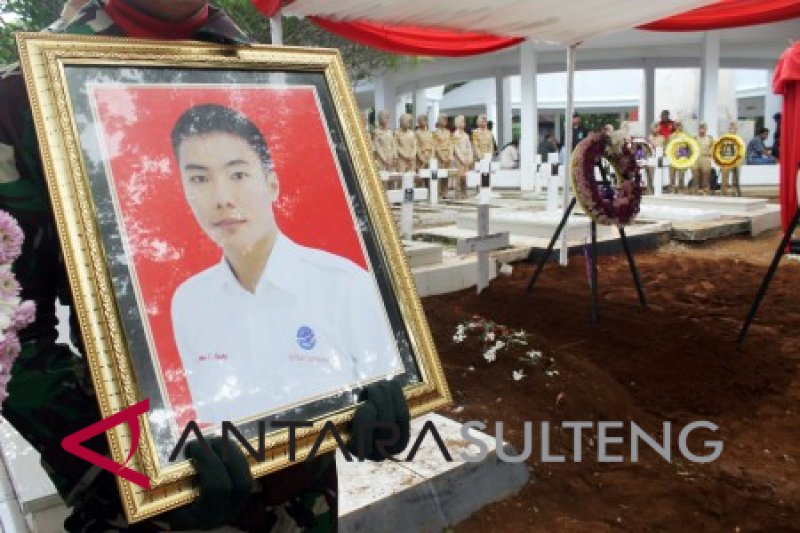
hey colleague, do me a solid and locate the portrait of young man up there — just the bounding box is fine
[169,103,402,424]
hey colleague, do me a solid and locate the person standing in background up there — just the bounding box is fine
[647,122,666,195]
[471,114,494,163]
[452,115,473,199]
[669,121,687,193]
[571,113,588,148]
[394,113,417,173]
[432,114,453,199]
[658,109,676,139]
[692,122,714,195]
[415,114,434,170]
[373,110,397,171]
[720,122,744,196]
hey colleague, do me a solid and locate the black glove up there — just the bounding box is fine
[164,437,253,530]
[349,380,410,461]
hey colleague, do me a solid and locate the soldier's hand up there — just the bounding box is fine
[348,380,410,461]
[164,437,253,529]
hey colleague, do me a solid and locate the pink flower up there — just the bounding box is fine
[11,300,35,331]
[0,267,20,300]
[0,211,23,264]
[0,330,20,372]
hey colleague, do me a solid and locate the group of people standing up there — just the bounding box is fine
[646,110,727,195]
[370,112,496,198]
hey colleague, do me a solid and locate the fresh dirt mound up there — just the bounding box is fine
[421,229,800,531]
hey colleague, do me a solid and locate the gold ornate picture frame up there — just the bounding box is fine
[16,32,449,523]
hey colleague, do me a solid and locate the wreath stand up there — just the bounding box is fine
[737,204,800,347]
[525,196,648,324]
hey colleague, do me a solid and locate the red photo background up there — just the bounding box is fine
[91,85,367,428]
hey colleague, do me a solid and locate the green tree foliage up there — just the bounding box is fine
[213,0,418,83]
[0,0,63,64]
[1,0,419,83]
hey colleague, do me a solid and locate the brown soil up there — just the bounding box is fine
[421,228,800,532]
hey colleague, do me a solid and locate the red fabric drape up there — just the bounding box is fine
[251,0,284,18]
[249,0,800,57]
[308,17,523,57]
[250,0,521,56]
[773,43,800,232]
[641,0,800,32]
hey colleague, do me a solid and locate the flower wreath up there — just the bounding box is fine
[631,138,654,165]
[665,133,700,170]
[570,132,643,226]
[712,134,745,168]
[0,210,36,403]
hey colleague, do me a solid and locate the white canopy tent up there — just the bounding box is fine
[282,1,715,44]
[278,0,717,264]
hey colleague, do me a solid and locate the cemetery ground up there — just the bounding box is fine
[422,228,800,531]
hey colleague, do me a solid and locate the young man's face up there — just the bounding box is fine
[177,131,279,256]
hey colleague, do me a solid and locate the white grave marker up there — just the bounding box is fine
[456,162,510,293]
[400,172,414,238]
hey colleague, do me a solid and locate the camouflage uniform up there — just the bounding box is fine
[0,2,336,530]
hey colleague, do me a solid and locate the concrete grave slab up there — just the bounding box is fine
[403,240,444,268]
[338,413,529,533]
[456,210,616,241]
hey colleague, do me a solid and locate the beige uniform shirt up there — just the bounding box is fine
[471,128,494,162]
[395,129,417,173]
[433,127,453,168]
[373,127,396,171]
[648,134,665,150]
[695,134,714,170]
[452,130,473,176]
[415,129,434,169]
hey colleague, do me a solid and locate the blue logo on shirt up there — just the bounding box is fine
[296,326,316,350]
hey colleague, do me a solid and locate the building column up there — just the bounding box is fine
[414,86,428,123]
[764,68,782,147]
[374,74,397,127]
[428,99,440,129]
[487,102,498,132]
[643,64,656,132]
[519,41,538,191]
[699,30,720,136]
[493,74,504,146]
[396,93,410,127]
[553,112,561,143]
[501,75,513,146]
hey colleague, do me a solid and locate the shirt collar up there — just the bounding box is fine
[217,233,298,297]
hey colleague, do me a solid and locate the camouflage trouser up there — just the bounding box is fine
[2,339,106,501]
[63,453,339,532]
[234,453,338,532]
[3,339,338,531]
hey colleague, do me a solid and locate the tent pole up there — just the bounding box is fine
[559,43,578,266]
[270,10,283,45]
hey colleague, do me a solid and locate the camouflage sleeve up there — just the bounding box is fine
[0,67,103,504]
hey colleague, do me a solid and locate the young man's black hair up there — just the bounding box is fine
[171,103,272,170]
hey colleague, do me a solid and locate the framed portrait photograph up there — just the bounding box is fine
[16,33,449,522]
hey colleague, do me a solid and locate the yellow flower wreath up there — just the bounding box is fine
[665,133,700,170]
[712,134,745,169]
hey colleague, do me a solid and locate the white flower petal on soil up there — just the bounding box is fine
[512,369,525,381]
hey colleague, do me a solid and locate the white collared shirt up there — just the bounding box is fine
[171,234,402,424]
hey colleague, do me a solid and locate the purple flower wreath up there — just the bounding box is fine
[570,132,643,226]
[0,211,35,403]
